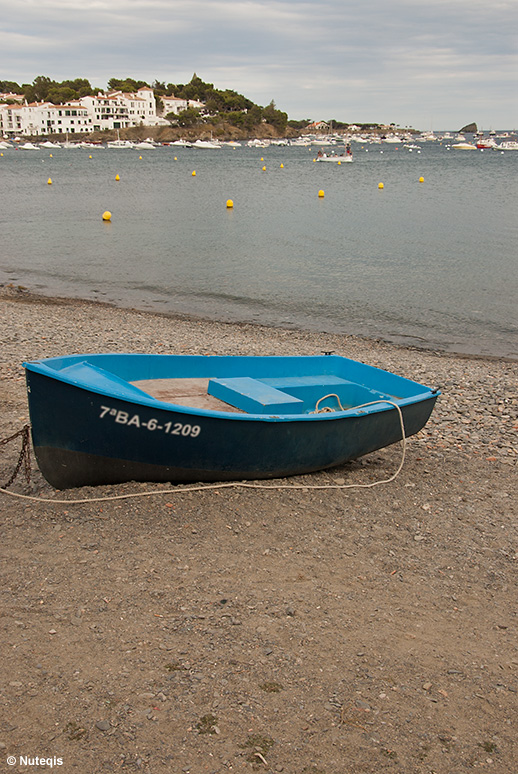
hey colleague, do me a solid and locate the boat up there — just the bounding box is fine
[495,140,518,151]
[316,154,353,163]
[476,137,498,149]
[451,142,478,150]
[316,144,353,163]
[18,142,40,150]
[107,139,135,148]
[23,353,439,489]
[193,139,221,149]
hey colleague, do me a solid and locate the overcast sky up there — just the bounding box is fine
[1,0,517,130]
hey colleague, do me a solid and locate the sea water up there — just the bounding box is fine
[0,140,516,359]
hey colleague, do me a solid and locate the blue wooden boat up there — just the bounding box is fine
[23,353,439,489]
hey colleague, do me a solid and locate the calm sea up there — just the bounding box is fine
[1,139,517,359]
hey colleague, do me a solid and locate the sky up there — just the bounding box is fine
[1,0,517,131]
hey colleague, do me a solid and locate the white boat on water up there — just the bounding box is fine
[494,140,518,150]
[193,139,221,149]
[451,142,478,150]
[40,140,62,148]
[316,151,353,163]
[19,142,40,150]
[134,141,156,150]
[107,139,135,148]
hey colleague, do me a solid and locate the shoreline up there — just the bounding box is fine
[2,283,516,366]
[1,285,517,772]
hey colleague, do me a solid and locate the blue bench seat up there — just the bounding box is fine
[207,377,304,415]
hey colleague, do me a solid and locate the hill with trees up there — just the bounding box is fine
[1,73,389,140]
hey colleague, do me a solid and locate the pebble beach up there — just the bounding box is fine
[1,286,517,773]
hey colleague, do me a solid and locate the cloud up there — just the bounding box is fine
[1,0,517,128]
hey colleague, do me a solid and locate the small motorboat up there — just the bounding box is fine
[451,142,478,150]
[24,353,439,489]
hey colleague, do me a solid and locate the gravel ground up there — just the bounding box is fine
[1,287,517,774]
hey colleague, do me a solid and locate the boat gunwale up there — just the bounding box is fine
[23,354,438,422]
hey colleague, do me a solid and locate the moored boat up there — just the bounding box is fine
[24,353,439,489]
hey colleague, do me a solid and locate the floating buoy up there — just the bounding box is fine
[280,163,284,168]
[49,154,53,158]
[89,155,92,159]
[192,170,196,176]
[338,161,341,165]
[139,155,142,160]
[419,176,424,183]
[102,210,112,221]
[115,174,120,181]
[378,182,384,189]
[174,156,178,161]
[47,178,52,185]
[318,189,325,198]
[226,199,234,209]
[262,166,266,171]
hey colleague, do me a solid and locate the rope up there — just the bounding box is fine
[0,400,407,505]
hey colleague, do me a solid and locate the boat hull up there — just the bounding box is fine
[24,355,438,489]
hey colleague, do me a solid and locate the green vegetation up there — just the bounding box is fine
[1,73,287,135]
[1,73,391,136]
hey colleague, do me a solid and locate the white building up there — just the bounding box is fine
[0,101,92,136]
[160,95,204,116]
[0,87,169,137]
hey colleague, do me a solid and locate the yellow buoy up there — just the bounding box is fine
[102,211,112,221]
[378,182,384,189]
[226,199,234,209]
[49,153,53,158]
[174,156,178,161]
[47,178,52,185]
[318,189,325,198]
[139,155,142,160]
[338,161,341,165]
[419,176,424,183]
[89,155,92,159]
[262,165,266,171]
[280,163,284,168]
[0,152,3,157]
[192,170,196,176]
[115,174,120,181]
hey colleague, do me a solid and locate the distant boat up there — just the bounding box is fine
[107,131,135,149]
[18,142,40,150]
[193,139,222,149]
[494,141,518,151]
[107,139,135,148]
[316,146,353,163]
[134,141,156,150]
[23,352,439,489]
[476,138,498,149]
[451,142,478,150]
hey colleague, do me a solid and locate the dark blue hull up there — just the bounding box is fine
[24,354,439,489]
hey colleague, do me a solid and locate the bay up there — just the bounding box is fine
[0,140,516,359]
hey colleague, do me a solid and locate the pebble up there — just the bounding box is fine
[95,720,110,731]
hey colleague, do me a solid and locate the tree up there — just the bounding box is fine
[262,100,288,133]
[176,107,202,127]
[107,78,149,93]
